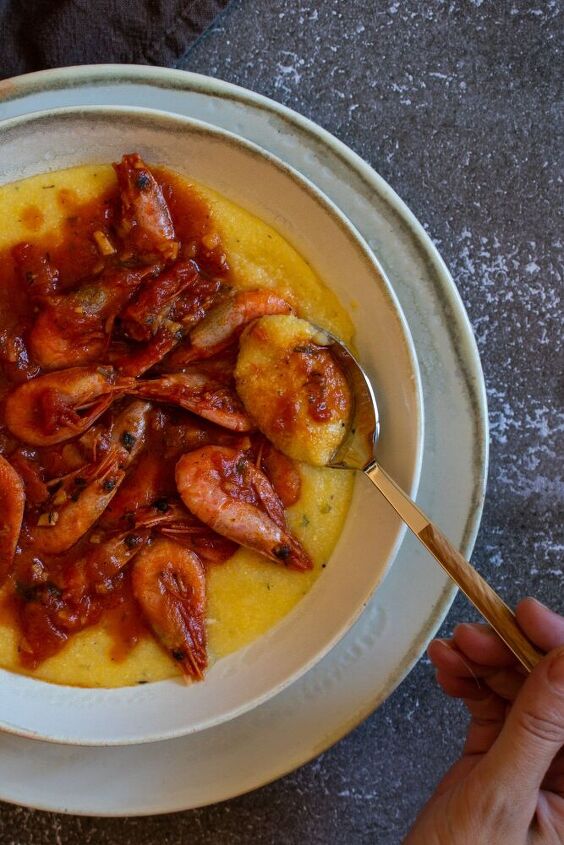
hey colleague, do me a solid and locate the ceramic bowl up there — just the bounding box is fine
[0,106,423,744]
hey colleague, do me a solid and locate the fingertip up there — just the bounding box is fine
[453,622,515,667]
[428,639,485,681]
[435,670,486,700]
[427,638,453,661]
[516,598,564,653]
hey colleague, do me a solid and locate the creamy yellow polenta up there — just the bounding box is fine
[0,164,354,687]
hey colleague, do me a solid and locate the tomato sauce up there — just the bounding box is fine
[0,163,232,669]
[0,157,306,678]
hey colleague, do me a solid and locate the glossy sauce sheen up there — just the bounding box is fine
[0,165,354,687]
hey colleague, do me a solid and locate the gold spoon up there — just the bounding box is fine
[326,334,542,673]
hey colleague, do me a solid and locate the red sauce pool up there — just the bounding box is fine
[0,165,228,673]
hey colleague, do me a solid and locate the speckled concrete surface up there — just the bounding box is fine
[1,1,562,843]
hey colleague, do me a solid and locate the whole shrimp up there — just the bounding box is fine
[113,153,179,263]
[164,289,293,369]
[175,446,312,571]
[0,455,25,585]
[30,445,125,555]
[29,401,151,554]
[132,538,207,680]
[4,366,129,446]
[130,370,253,431]
[28,264,158,370]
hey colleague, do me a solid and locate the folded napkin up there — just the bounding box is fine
[0,0,231,80]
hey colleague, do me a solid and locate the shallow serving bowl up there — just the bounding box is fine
[0,106,423,745]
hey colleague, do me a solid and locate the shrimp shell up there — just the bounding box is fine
[132,539,207,680]
[4,366,126,446]
[175,446,312,571]
[165,289,293,368]
[113,153,179,262]
[31,446,126,555]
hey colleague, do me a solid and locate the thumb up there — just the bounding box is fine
[479,646,564,797]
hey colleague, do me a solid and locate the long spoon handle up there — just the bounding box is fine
[364,461,543,672]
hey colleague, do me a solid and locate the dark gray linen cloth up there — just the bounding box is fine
[0,0,231,79]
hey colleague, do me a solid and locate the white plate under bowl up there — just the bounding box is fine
[0,106,422,746]
[0,68,487,815]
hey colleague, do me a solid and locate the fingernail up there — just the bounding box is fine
[547,648,564,691]
[529,597,548,609]
[457,622,496,637]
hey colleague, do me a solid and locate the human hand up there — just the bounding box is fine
[405,598,564,844]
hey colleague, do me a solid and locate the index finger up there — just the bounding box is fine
[516,598,564,652]
[453,622,519,668]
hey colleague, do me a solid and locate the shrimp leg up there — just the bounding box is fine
[120,259,199,342]
[129,371,253,431]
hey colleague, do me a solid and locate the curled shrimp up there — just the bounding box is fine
[175,446,312,571]
[0,455,25,585]
[164,289,293,369]
[129,370,253,431]
[29,400,151,554]
[28,264,158,371]
[4,366,128,446]
[30,446,126,554]
[113,153,179,262]
[132,538,207,680]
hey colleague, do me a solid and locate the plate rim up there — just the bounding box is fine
[0,65,489,815]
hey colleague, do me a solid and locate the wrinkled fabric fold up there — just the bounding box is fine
[0,0,231,79]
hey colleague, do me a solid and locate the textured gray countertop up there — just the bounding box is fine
[1,1,562,843]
